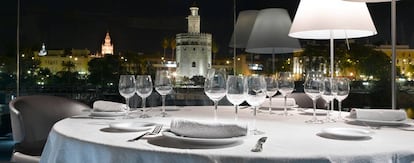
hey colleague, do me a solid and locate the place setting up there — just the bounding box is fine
[344,108,413,130]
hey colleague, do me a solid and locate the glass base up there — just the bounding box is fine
[158,112,170,117]
[324,117,336,123]
[139,113,151,118]
[250,129,265,135]
[278,112,293,116]
[305,118,324,124]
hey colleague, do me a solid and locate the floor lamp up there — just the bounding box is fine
[229,10,259,75]
[245,8,301,74]
[343,0,398,108]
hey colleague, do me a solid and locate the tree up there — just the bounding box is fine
[212,40,219,65]
[170,37,176,61]
[61,61,75,72]
[162,38,169,59]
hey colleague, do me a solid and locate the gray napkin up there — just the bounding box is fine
[93,100,125,112]
[350,108,407,121]
[170,119,248,138]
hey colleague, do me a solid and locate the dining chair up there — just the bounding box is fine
[9,95,91,163]
[288,92,326,109]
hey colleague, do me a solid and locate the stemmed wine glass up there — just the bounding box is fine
[277,72,295,116]
[333,77,350,120]
[245,75,267,135]
[154,70,173,117]
[265,75,278,114]
[136,75,153,118]
[118,75,136,118]
[303,71,324,124]
[226,75,245,121]
[321,77,336,122]
[204,68,227,121]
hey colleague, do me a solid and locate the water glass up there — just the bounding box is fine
[265,75,278,114]
[321,77,336,123]
[333,77,350,120]
[245,75,267,135]
[277,72,295,116]
[204,68,227,121]
[136,75,153,118]
[226,75,245,121]
[118,75,136,118]
[303,71,323,124]
[155,70,173,117]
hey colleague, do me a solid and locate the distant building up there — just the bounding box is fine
[102,32,114,55]
[175,4,212,79]
[376,45,414,80]
[34,49,91,75]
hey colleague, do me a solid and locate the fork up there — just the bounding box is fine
[127,125,163,142]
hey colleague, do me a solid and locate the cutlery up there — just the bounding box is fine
[127,125,163,142]
[70,116,116,120]
[251,137,267,152]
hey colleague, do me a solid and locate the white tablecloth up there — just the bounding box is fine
[40,106,414,163]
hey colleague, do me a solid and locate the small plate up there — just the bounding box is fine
[109,122,156,132]
[90,111,127,117]
[162,130,246,145]
[320,127,373,139]
[344,116,409,126]
[301,109,327,115]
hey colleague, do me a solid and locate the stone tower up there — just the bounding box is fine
[101,32,114,55]
[175,4,212,79]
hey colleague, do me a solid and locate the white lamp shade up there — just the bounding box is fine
[289,0,377,39]
[229,10,259,48]
[246,8,301,54]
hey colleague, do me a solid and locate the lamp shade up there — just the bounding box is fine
[246,8,301,54]
[229,10,259,48]
[289,0,377,39]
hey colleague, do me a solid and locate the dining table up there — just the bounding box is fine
[40,105,414,163]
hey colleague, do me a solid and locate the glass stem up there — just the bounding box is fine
[312,99,317,120]
[284,96,287,116]
[325,101,330,120]
[234,105,238,121]
[214,101,218,121]
[269,96,272,114]
[253,106,257,132]
[338,101,342,120]
[161,95,166,115]
[125,97,130,113]
[142,97,146,114]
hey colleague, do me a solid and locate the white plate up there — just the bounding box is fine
[344,116,409,126]
[302,109,327,115]
[162,130,246,145]
[90,111,127,117]
[321,127,373,139]
[109,122,156,132]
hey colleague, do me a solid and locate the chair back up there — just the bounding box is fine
[9,95,91,156]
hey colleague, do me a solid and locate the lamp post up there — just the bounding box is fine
[16,0,20,97]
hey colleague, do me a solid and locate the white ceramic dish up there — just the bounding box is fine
[162,130,246,145]
[344,116,409,126]
[301,109,327,115]
[321,127,373,139]
[109,122,156,132]
[90,111,127,117]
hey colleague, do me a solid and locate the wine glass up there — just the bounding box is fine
[277,72,295,116]
[265,75,278,114]
[118,75,136,118]
[155,70,173,117]
[136,75,153,118]
[333,77,350,120]
[204,68,227,121]
[303,71,324,124]
[321,77,336,123]
[226,75,245,121]
[245,75,267,135]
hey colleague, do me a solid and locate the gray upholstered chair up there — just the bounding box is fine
[9,95,91,163]
[287,92,327,109]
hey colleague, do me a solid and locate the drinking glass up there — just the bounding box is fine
[321,77,336,123]
[303,71,324,124]
[245,75,267,135]
[265,75,278,114]
[333,77,350,120]
[277,72,295,116]
[226,75,245,121]
[118,75,136,118]
[204,68,227,120]
[136,75,153,118]
[155,70,173,117]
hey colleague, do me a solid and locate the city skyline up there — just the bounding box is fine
[1,0,414,56]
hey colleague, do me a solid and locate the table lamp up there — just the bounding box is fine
[245,8,301,74]
[289,0,377,79]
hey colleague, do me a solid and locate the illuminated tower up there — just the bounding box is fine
[101,32,114,55]
[176,4,212,79]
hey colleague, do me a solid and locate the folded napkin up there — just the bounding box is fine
[349,108,407,121]
[262,97,296,107]
[92,100,125,112]
[169,119,248,138]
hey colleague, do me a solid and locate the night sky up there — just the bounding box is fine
[1,0,414,56]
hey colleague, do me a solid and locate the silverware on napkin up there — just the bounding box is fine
[251,137,267,152]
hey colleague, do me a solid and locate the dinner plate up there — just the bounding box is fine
[320,127,373,139]
[90,111,127,117]
[301,109,327,115]
[162,130,246,145]
[344,116,409,126]
[109,122,156,132]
